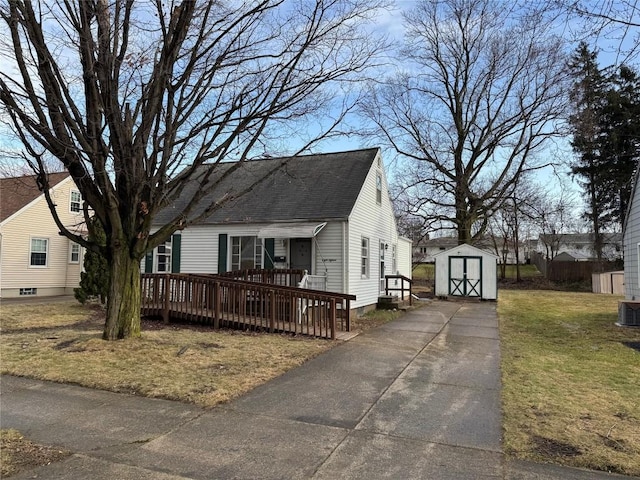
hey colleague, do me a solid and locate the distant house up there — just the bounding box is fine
[414,237,459,263]
[537,233,622,261]
[149,148,412,312]
[619,163,640,325]
[0,173,84,298]
[414,236,526,264]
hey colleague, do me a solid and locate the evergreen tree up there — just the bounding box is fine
[597,65,640,227]
[568,42,608,259]
[74,217,110,305]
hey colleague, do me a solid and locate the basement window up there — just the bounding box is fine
[19,288,37,296]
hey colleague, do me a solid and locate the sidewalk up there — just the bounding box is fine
[1,301,632,479]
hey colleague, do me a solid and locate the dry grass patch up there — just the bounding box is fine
[499,290,640,476]
[1,301,333,407]
[1,429,70,477]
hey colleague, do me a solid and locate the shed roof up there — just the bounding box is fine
[433,243,499,259]
[0,172,69,223]
[155,148,380,225]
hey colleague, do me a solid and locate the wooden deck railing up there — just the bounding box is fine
[141,273,354,340]
[385,275,413,306]
[218,268,305,287]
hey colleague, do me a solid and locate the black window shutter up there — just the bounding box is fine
[264,238,275,269]
[171,234,181,273]
[218,234,228,273]
[144,251,153,273]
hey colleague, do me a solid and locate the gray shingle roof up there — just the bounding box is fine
[155,148,379,225]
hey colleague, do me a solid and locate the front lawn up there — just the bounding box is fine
[0,301,333,407]
[499,290,640,476]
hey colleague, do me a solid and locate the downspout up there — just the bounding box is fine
[343,221,348,295]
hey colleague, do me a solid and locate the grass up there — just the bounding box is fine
[1,302,333,407]
[1,429,70,477]
[499,290,640,476]
[3,292,638,476]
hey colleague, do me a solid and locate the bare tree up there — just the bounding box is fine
[525,182,580,260]
[0,0,387,340]
[557,0,640,66]
[359,0,569,245]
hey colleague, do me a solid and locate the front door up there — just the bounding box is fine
[290,238,312,272]
[449,256,482,297]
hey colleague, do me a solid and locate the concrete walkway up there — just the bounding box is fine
[1,301,632,479]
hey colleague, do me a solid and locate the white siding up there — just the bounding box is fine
[313,221,345,293]
[177,222,345,293]
[624,178,640,300]
[347,151,403,309]
[397,237,413,279]
[434,244,498,300]
[0,177,84,298]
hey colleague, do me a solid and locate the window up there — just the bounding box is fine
[376,173,382,204]
[392,244,397,273]
[70,190,82,213]
[231,236,263,270]
[380,241,386,292]
[30,238,48,267]
[69,243,80,263]
[20,288,37,296]
[155,239,172,273]
[361,237,369,277]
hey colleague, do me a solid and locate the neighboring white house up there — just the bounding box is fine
[433,243,498,300]
[414,236,526,264]
[619,164,640,325]
[537,233,622,261]
[149,148,412,312]
[0,173,84,298]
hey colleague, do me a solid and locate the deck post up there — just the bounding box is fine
[213,282,221,330]
[162,274,171,323]
[269,289,275,333]
[345,299,351,331]
[329,298,336,340]
[409,278,413,306]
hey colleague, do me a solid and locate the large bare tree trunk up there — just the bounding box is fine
[104,248,141,340]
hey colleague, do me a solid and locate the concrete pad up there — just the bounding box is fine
[445,323,500,339]
[229,341,418,428]
[355,329,438,352]
[0,376,201,452]
[357,380,502,451]
[439,334,501,355]
[377,318,447,334]
[449,314,498,328]
[314,430,503,479]
[108,409,348,480]
[411,346,501,389]
[10,455,192,480]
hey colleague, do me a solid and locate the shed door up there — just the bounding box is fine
[449,256,482,297]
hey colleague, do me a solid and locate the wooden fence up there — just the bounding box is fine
[530,252,621,283]
[140,273,354,340]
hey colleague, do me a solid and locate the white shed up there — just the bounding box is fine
[433,243,498,300]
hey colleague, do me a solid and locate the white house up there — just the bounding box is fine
[149,148,412,312]
[619,163,640,325]
[0,173,84,298]
[537,233,622,261]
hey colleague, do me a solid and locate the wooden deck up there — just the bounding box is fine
[141,273,354,340]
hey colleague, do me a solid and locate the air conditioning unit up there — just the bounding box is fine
[618,301,640,327]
